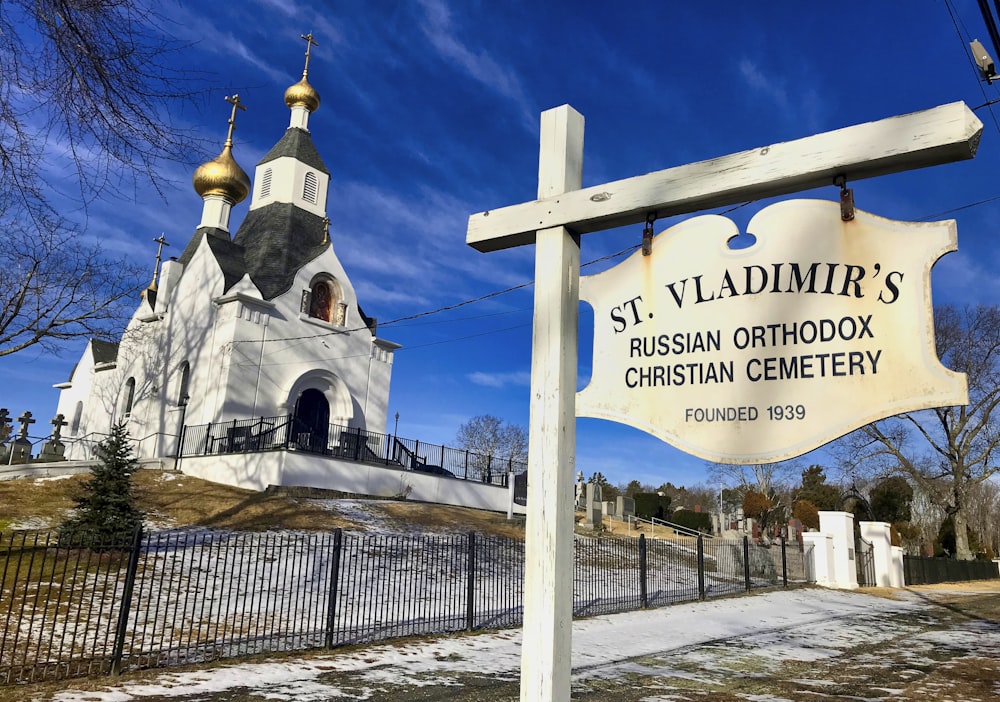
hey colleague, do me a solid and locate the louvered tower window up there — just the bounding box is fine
[303,171,318,204]
[260,168,273,199]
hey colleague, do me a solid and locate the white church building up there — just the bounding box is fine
[48,40,522,514]
[56,42,397,466]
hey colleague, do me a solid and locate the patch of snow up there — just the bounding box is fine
[310,499,400,534]
[6,516,53,530]
[48,589,931,702]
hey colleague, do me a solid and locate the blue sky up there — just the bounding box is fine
[4,0,1000,489]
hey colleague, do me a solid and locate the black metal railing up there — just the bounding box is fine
[902,554,1000,585]
[0,527,806,685]
[178,416,525,488]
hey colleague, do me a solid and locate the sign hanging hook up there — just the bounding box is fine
[835,175,855,222]
[642,212,656,256]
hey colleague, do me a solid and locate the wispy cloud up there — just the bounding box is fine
[467,370,531,388]
[739,58,791,114]
[416,0,535,133]
[738,58,824,134]
[157,3,289,85]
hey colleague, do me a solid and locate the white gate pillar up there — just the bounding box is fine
[818,511,858,589]
[802,531,834,585]
[860,521,896,587]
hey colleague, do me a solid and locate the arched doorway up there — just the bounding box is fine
[293,388,330,453]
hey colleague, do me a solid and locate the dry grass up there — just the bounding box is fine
[377,501,525,540]
[0,469,526,538]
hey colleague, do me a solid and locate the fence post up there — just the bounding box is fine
[324,528,343,649]
[743,536,752,593]
[466,532,476,631]
[697,534,706,600]
[175,424,187,460]
[781,537,788,587]
[202,422,212,455]
[284,414,292,449]
[464,450,469,479]
[110,525,144,676]
[639,533,648,608]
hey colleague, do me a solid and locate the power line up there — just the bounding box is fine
[229,188,1000,352]
[945,0,1000,137]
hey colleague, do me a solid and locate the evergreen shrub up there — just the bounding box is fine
[633,492,671,521]
[59,421,143,549]
[671,509,713,534]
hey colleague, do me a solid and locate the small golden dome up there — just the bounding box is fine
[192,145,251,204]
[284,77,320,112]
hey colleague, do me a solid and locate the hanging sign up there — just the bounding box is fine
[577,199,968,464]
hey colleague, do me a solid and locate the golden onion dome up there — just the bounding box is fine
[192,144,251,204]
[284,77,320,112]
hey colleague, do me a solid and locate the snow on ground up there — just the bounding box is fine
[313,498,400,534]
[48,588,925,701]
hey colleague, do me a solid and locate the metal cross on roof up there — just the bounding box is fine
[223,94,247,148]
[300,32,319,77]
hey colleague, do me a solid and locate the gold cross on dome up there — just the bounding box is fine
[223,94,247,147]
[301,32,319,77]
[149,234,170,291]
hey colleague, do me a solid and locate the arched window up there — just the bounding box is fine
[303,171,318,204]
[71,401,83,433]
[177,361,191,406]
[260,168,273,199]
[123,377,136,418]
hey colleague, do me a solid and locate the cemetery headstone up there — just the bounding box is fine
[0,408,10,463]
[38,413,68,462]
[575,471,586,509]
[10,411,35,465]
[583,482,602,528]
[616,495,635,520]
[601,500,616,519]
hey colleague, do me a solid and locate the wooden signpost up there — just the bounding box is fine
[467,102,982,702]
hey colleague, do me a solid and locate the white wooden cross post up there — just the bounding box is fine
[467,101,982,702]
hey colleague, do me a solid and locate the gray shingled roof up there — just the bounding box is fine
[175,208,327,301]
[233,203,329,300]
[174,128,336,302]
[205,237,249,292]
[257,128,329,174]
[178,227,233,266]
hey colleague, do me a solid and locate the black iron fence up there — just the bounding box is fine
[178,416,525,488]
[903,554,1000,585]
[0,527,807,685]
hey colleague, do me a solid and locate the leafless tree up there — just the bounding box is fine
[456,414,528,476]
[707,462,796,500]
[0,0,199,214]
[845,305,1000,560]
[1,219,144,357]
[0,1,202,358]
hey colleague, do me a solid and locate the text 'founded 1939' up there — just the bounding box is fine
[576,199,968,464]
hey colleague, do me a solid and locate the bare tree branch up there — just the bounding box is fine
[0,218,144,357]
[843,305,1000,560]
